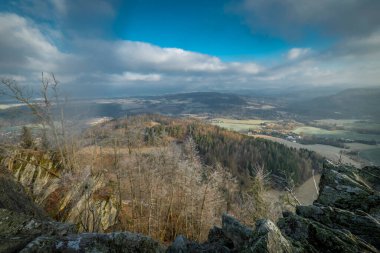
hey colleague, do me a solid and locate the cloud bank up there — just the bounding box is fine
[0,0,379,97]
[233,0,380,39]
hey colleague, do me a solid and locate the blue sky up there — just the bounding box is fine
[0,0,379,96]
[117,0,291,61]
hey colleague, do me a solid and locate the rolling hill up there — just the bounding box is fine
[287,88,380,120]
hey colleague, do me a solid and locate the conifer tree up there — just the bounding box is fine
[20,126,33,149]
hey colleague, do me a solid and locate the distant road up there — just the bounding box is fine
[253,135,361,167]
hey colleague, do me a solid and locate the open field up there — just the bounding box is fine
[359,148,380,165]
[210,117,380,166]
[256,134,380,167]
[210,118,273,132]
[293,126,380,142]
[346,142,380,150]
[313,119,380,131]
[209,118,301,133]
[254,135,361,167]
[294,174,321,205]
[266,173,321,218]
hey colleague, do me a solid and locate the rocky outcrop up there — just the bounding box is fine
[276,163,380,252]
[0,159,379,252]
[0,165,164,253]
[167,214,295,253]
[0,167,47,219]
[2,150,119,232]
[21,232,165,253]
[316,163,380,218]
[247,219,293,253]
[0,209,75,253]
[295,205,380,249]
[0,208,165,253]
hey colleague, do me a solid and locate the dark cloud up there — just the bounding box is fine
[232,0,380,40]
[57,0,119,37]
[8,0,120,38]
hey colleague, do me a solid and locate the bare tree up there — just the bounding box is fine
[1,73,73,170]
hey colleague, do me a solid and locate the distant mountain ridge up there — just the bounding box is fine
[157,92,248,106]
[287,87,380,120]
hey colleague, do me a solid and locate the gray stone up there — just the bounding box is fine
[244,219,294,253]
[296,205,380,248]
[316,163,380,217]
[20,232,166,253]
[278,212,378,253]
[221,213,253,248]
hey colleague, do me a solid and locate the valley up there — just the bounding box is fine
[1,89,379,168]
[209,117,380,167]
[0,88,379,246]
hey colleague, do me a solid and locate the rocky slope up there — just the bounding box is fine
[1,150,119,232]
[167,163,380,252]
[0,160,379,252]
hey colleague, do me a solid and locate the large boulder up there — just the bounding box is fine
[167,215,295,253]
[0,208,76,253]
[244,219,294,253]
[167,234,231,253]
[166,214,249,252]
[221,213,253,248]
[316,163,380,218]
[296,205,380,248]
[20,232,166,253]
[278,211,377,253]
[0,208,165,253]
[277,163,380,252]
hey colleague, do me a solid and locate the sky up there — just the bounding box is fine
[0,0,380,97]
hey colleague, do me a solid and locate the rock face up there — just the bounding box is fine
[0,161,379,252]
[0,161,165,253]
[277,163,380,253]
[2,151,119,232]
[0,167,47,219]
[316,164,380,220]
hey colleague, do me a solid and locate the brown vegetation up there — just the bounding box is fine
[0,76,322,243]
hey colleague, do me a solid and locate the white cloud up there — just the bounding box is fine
[0,12,379,96]
[110,72,162,82]
[287,48,310,60]
[230,62,262,74]
[115,41,227,73]
[0,13,70,73]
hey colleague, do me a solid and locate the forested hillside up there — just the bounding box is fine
[103,115,323,187]
[0,113,323,244]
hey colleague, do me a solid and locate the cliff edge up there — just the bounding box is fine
[0,162,379,252]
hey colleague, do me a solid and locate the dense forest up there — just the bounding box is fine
[119,115,323,188]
